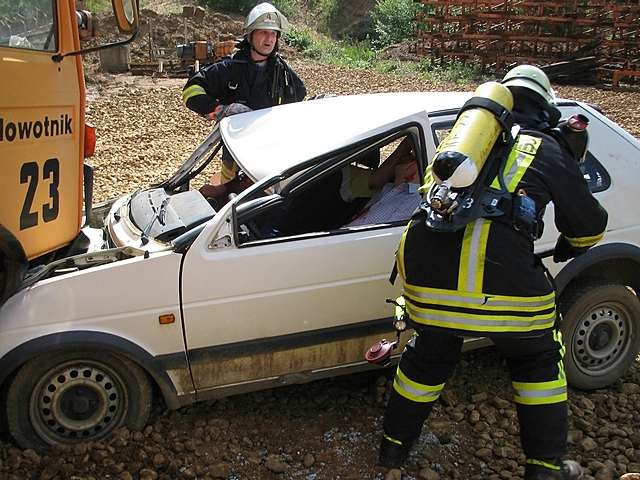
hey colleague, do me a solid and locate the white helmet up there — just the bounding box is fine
[502,64,556,105]
[244,3,289,35]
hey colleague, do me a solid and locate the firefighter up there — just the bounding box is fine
[379,65,608,480]
[182,2,306,200]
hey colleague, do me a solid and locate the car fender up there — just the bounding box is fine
[0,330,192,410]
[555,242,640,295]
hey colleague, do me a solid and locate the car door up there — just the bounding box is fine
[180,126,428,395]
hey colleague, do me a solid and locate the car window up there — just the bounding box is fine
[0,0,57,51]
[235,130,424,245]
[581,152,611,193]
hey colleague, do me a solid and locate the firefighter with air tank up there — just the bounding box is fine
[377,65,608,480]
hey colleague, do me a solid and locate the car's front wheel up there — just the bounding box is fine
[5,350,152,450]
[560,283,640,390]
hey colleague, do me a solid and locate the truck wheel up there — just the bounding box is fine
[559,283,640,390]
[5,350,152,450]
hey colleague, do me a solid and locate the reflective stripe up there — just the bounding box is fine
[220,160,238,183]
[384,434,403,445]
[458,219,491,292]
[527,459,561,470]
[393,367,444,403]
[512,336,568,406]
[566,231,605,248]
[397,224,410,281]
[490,135,540,191]
[403,283,555,310]
[406,302,556,332]
[182,84,207,105]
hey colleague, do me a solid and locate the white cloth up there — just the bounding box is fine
[346,182,421,227]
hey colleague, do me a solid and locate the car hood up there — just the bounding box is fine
[220,92,471,181]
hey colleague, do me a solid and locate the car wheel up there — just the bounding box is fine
[5,350,152,450]
[559,283,640,390]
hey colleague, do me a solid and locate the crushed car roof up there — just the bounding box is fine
[220,92,470,180]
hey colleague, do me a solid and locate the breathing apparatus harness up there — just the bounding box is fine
[422,96,546,244]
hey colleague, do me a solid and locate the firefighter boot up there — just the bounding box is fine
[378,435,413,469]
[524,459,583,480]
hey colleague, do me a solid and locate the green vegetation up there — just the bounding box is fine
[371,0,418,48]
[283,26,485,84]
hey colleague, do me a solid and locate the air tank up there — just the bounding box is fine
[431,81,514,189]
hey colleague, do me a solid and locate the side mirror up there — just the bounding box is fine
[112,0,139,34]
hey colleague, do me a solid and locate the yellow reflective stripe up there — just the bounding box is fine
[384,434,403,445]
[513,358,567,406]
[397,224,410,281]
[527,459,561,470]
[458,219,491,292]
[404,288,555,312]
[403,283,555,308]
[393,367,444,403]
[406,302,556,332]
[182,84,207,105]
[220,161,238,183]
[490,135,541,191]
[566,231,605,248]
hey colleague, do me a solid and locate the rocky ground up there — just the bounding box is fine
[3,23,640,480]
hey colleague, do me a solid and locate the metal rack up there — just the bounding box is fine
[414,0,640,86]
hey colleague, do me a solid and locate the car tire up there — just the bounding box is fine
[559,283,640,391]
[5,349,152,450]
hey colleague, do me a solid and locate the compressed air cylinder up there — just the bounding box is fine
[432,82,514,188]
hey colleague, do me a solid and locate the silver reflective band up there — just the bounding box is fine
[404,286,554,309]
[514,386,566,398]
[406,306,555,328]
[394,377,442,400]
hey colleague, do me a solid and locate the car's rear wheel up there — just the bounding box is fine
[559,283,640,390]
[5,350,152,450]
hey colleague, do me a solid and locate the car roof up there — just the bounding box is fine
[219,92,470,180]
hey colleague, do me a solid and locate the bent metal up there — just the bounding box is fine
[0,114,73,142]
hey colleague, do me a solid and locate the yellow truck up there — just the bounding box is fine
[0,0,139,303]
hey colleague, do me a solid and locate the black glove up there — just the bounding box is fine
[553,235,583,263]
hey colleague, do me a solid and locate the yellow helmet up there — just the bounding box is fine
[502,65,555,105]
[244,3,289,35]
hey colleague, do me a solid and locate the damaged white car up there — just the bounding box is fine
[1,92,639,449]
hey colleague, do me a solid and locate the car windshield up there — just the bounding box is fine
[160,124,224,191]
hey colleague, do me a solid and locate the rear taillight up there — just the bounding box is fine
[84,123,96,158]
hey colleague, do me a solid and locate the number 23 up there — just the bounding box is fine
[20,158,60,230]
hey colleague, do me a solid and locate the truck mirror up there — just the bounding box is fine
[112,0,139,34]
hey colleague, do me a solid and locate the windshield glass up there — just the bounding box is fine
[0,0,57,51]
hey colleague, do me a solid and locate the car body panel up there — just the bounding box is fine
[0,251,190,392]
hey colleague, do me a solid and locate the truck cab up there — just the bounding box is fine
[0,0,139,304]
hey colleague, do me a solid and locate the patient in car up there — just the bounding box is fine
[346,146,422,227]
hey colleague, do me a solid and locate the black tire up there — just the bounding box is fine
[5,350,152,450]
[559,283,640,390]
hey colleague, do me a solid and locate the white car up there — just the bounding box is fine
[1,92,639,449]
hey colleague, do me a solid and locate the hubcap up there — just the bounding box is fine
[30,361,125,444]
[571,301,633,376]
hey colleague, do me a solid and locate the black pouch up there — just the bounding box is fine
[512,191,538,239]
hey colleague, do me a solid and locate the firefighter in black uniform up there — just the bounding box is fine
[379,65,608,480]
[182,2,306,198]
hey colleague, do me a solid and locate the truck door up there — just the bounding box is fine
[0,0,84,260]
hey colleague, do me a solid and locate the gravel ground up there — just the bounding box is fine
[2,61,640,479]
